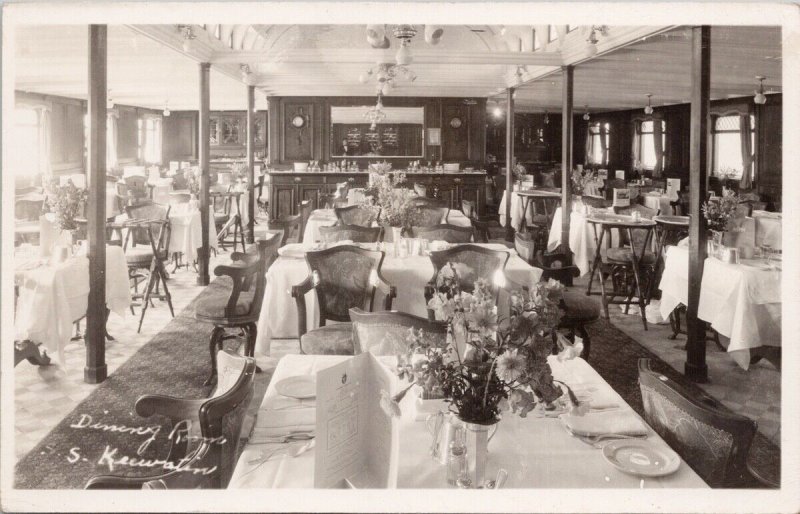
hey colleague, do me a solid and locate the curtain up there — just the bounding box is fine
[36,107,52,179]
[585,124,594,165]
[631,122,641,170]
[739,114,754,188]
[599,123,609,166]
[106,111,118,170]
[653,119,664,177]
[154,117,163,164]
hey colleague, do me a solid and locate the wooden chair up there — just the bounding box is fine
[298,200,314,244]
[410,206,448,228]
[538,171,556,188]
[171,170,189,191]
[85,350,256,489]
[14,196,43,246]
[638,358,776,488]
[291,246,395,355]
[267,213,302,246]
[319,224,382,243]
[168,191,192,205]
[350,307,447,356]
[603,178,626,200]
[425,245,513,318]
[413,224,473,243]
[255,174,270,216]
[117,175,152,210]
[123,202,174,332]
[334,205,380,227]
[581,195,610,210]
[195,237,278,385]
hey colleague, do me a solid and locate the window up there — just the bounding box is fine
[712,114,755,178]
[83,113,117,168]
[638,120,666,170]
[567,25,578,32]
[532,29,541,51]
[588,122,610,165]
[548,25,558,42]
[139,117,162,164]
[12,107,41,177]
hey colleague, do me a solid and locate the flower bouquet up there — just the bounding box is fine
[571,168,597,196]
[229,160,248,182]
[368,161,393,175]
[364,171,417,230]
[44,179,88,231]
[702,190,739,232]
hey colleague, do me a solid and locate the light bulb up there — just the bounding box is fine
[754,92,767,105]
[163,107,171,116]
[182,38,192,52]
[644,105,654,115]
[396,43,412,66]
[424,25,444,45]
[583,112,590,121]
[493,107,503,118]
[585,40,598,58]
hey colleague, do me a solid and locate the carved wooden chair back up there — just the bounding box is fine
[334,205,380,227]
[350,307,447,356]
[413,224,473,243]
[319,224,382,243]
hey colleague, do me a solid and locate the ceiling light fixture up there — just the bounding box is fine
[364,93,387,130]
[644,93,654,115]
[107,89,114,110]
[582,105,590,121]
[358,62,416,95]
[364,25,444,67]
[493,107,503,118]
[240,64,252,82]
[543,110,550,125]
[178,25,196,53]
[584,25,608,58]
[163,101,170,117]
[754,76,767,105]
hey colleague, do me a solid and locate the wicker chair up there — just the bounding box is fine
[334,205,380,227]
[413,224,473,243]
[85,350,256,489]
[319,224,382,243]
[638,358,776,488]
[291,246,396,355]
[123,202,174,332]
[116,175,152,212]
[350,307,447,356]
[195,236,279,385]
[267,213,302,246]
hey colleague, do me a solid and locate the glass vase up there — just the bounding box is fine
[461,419,498,488]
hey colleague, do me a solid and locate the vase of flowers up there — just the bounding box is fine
[391,265,585,487]
[364,171,417,237]
[702,190,739,255]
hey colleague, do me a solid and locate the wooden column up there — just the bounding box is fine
[560,65,574,257]
[85,25,108,384]
[504,87,515,241]
[685,26,710,382]
[246,85,256,244]
[197,62,211,286]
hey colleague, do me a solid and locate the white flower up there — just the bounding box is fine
[379,390,402,418]
[556,333,584,362]
[495,350,526,383]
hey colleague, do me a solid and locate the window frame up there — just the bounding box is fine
[636,118,666,171]
[548,25,558,42]
[711,113,755,179]
[532,29,541,51]
[588,121,610,166]
[139,114,162,165]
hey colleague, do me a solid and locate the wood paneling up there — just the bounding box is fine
[268,96,486,168]
[162,111,197,162]
[756,94,782,205]
[116,106,140,164]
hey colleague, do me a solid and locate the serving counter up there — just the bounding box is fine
[266,170,487,218]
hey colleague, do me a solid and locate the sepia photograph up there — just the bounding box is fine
[1,1,797,512]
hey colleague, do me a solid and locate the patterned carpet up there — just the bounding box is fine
[13,287,272,490]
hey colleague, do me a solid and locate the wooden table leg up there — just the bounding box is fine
[14,340,51,367]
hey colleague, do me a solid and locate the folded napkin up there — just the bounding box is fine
[252,409,316,438]
[560,409,648,437]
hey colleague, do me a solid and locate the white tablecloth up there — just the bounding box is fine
[14,245,131,365]
[255,243,541,355]
[751,211,781,250]
[642,193,672,215]
[546,206,616,276]
[228,354,706,489]
[167,206,219,260]
[148,178,174,205]
[658,245,781,369]
[302,208,472,244]
[498,190,530,231]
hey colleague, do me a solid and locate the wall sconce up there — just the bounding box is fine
[754,76,767,105]
[644,93,654,115]
[582,105,590,121]
[178,25,196,52]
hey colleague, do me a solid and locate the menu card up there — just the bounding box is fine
[313,353,399,489]
[613,188,631,207]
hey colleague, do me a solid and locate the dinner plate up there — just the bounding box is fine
[275,375,317,399]
[602,440,680,477]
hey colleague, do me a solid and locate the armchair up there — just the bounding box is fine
[319,224,382,243]
[350,307,447,356]
[412,224,473,243]
[195,236,279,385]
[291,246,395,355]
[85,350,256,489]
[334,205,380,227]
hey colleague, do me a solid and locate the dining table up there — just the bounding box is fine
[254,243,541,356]
[658,244,781,369]
[302,208,473,245]
[546,204,618,276]
[227,353,707,489]
[498,188,561,232]
[14,244,131,366]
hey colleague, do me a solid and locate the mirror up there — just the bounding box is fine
[330,106,424,158]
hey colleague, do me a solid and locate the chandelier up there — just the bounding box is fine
[363,93,387,130]
[365,24,443,66]
[358,63,416,95]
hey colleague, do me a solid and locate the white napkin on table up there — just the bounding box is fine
[560,409,648,437]
[252,409,316,438]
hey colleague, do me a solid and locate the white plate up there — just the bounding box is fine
[602,440,681,478]
[275,375,317,399]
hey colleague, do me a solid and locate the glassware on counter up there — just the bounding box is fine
[446,426,467,486]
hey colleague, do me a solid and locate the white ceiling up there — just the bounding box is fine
[13,24,782,113]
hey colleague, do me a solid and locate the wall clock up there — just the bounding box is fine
[449,117,463,129]
[291,114,306,128]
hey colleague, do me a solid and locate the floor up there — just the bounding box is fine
[13,216,782,465]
